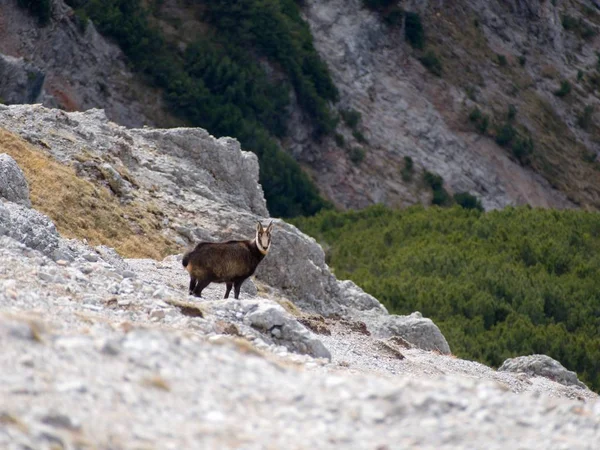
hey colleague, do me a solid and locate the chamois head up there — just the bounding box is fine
[255,221,274,255]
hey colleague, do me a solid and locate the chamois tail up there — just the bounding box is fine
[182,251,191,268]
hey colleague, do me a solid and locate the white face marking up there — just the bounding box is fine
[256,222,273,254]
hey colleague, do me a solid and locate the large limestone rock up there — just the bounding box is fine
[244,302,331,360]
[0,201,59,257]
[0,53,45,105]
[0,153,31,207]
[0,103,449,355]
[499,354,589,390]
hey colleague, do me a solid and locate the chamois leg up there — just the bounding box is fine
[192,279,211,298]
[233,280,243,299]
[189,277,197,295]
[224,282,233,299]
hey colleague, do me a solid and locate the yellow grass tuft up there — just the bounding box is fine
[164,299,204,317]
[142,374,171,391]
[0,129,178,259]
[0,413,28,433]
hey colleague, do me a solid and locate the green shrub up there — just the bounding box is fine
[340,108,362,129]
[497,54,508,67]
[518,55,527,66]
[511,135,534,164]
[507,104,517,121]
[419,50,443,76]
[348,147,366,164]
[577,105,594,130]
[454,192,484,211]
[383,6,404,26]
[401,156,414,182]
[562,14,596,39]
[363,0,397,8]
[362,0,403,26]
[562,14,578,30]
[292,206,600,392]
[424,171,452,206]
[495,123,517,147]
[554,80,572,97]
[469,107,489,134]
[17,0,52,25]
[352,129,368,144]
[405,12,425,49]
[334,133,346,148]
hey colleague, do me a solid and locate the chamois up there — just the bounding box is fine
[182,221,274,299]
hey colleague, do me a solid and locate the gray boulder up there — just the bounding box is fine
[135,128,268,216]
[255,221,344,317]
[99,163,133,201]
[364,311,451,354]
[245,302,331,360]
[0,201,59,257]
[338,279,388,313]
[0,53,45,105]
[499,354,588,389]
[0,153,31,207]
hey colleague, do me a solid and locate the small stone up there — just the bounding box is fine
[149,309,166,320]
[19,354,34,367]
[152,287,169,299]
[55,259,69,266]
[271,327,282,339]
[41,412,81,431]
[99,339,121,356]
[83,253,99,262]
[37,272,54,282]
[56,381,87,393]
[122,270,136,279]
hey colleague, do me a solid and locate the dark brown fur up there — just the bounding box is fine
[182,238,267,299]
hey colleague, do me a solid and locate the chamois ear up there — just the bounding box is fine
[266,221,274,233]
[256,221,263,233]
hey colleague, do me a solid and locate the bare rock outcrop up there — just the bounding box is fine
[0,103,449,354]
[500,354,589,390]
[0,201,59,257]
[0,153,31,207]
[0,0,173,127]
[298,0,575,211]
[0,53,44,105]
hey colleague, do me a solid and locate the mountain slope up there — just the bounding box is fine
[0,103,599,449]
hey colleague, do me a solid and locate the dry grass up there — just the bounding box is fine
[275,298,302,317]
[209,335,265,358]
[0,413,28,433]
[0,129,178,259]
[164,299,204,317]
[142,374,171,391]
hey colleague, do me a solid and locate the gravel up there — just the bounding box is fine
[0,233,599,449]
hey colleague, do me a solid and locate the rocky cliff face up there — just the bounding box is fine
[3,0,599,212]
[0,104,598,448]
[0,0,178,128]
[297,0,600,210]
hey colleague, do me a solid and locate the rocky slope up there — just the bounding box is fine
[297,0,600,210]
[0,104,599,448]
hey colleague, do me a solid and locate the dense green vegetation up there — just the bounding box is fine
[293,205,600,392]
[63,0,336,217]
